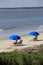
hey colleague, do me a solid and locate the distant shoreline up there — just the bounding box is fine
[0,7,43,9]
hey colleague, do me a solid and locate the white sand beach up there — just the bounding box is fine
[0,33,43,52]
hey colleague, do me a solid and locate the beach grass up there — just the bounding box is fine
[0,52,43,65]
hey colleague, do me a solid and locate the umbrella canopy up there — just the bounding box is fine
[29,31,39,36]
[9,35,21,40]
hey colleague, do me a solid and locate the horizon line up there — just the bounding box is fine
[0,6,43,9]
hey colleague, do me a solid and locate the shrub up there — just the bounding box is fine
[0,52,43,65]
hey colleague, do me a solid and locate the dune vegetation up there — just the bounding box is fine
[0,52,43,65]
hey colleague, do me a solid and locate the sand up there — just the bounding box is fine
[0,33,43,52]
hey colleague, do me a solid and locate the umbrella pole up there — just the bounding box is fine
[36,36,37,40]
[34,36,37,41]
[33,36,37,41]
[16,40,17,44]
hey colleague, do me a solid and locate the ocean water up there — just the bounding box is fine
[0,8,43,39]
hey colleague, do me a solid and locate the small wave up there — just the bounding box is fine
[1,26,16,31]
[37,25,43,31]
[0,29,3,31]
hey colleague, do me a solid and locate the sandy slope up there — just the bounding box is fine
[0,33,43,52]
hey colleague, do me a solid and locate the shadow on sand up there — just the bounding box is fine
[36,40,43,41]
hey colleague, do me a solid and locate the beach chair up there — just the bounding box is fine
[33,37,37,41]
[18,40,23,44]
[16,40,23,46]
[13,42,17,45]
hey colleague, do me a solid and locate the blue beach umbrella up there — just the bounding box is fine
[9,35,21,43]
[29,31,39,36]
[29,31,39,41]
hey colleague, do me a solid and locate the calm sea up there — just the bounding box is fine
[0,8,43,39]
